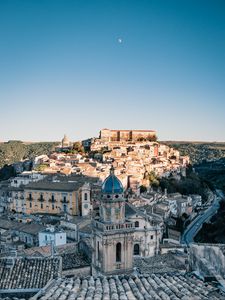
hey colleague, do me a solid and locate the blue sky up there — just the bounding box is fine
[0,0,225,142]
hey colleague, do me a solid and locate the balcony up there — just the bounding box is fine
[49,198,56,203]
[60,199,69,203]
[93,220,134,232]
[27,197,34,201]
[37,198,45,202]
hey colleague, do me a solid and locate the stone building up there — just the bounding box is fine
[7,174,99,216]
[92,167,134,275]
[92,167,163,276]
[125,204,163,257]
[100,128,157,142]
[62,134,71,148]
[39,226,67,247]
[25,181,80,216]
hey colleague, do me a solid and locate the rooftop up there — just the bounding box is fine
[134,253,186,274]
[25,174,99,192]
[61,252,90,271]
[0,219,45,235]
[37,273,223,300]
[0,256,61,290]
[25,181,80,192]
[18,243,90,271]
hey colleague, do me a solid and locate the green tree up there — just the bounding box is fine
[148,171,159,187]
[72,142,84,154]
[34,164,48,172]
[140,185,147,193]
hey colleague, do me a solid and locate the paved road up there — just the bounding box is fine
[181,190,223,245]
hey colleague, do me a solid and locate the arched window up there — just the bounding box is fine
[135,221,139,228]
[133,244,140,255]
[84,193,88,201]
[116,242,122,262]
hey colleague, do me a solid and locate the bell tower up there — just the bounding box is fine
[92,167,134,275]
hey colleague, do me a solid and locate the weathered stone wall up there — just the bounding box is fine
[62,266,91,277]
[189,243,225,278]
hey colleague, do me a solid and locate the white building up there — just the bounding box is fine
[10,172,46,188]
[39,226,66,247]
[190,194,202,208]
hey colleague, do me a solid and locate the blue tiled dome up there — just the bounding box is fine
[102,168,124,194]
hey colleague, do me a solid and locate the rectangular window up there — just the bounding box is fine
[41,203,43,209]
[30,202,32,208]
[97,241,100,260]
[150,235,154,240]
[52,204,54,210]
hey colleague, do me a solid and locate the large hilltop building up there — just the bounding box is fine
[100,128,157,142]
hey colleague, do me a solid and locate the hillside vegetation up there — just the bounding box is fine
[163,141,225,164]
[0,141,58,169]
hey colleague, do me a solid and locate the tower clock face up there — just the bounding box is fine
[84,204,88,209]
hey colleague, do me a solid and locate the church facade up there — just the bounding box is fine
[92,167,134,275]
[92,167,163,275]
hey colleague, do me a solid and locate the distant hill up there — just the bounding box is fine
[194,158,225,193]
[162,141,225,164]
[0,141,58,170]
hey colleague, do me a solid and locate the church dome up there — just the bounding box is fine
[62,134,70,146]
[102,167,124,194]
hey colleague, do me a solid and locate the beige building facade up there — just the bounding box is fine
[100,128,157,142]
[25,182,80,216]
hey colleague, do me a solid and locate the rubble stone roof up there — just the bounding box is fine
[0,219,45,235]
[18,244,89,271]
[0,257,61,290]
[61,252,90,270]
[38,273,223,300]
[134,253,186,274]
